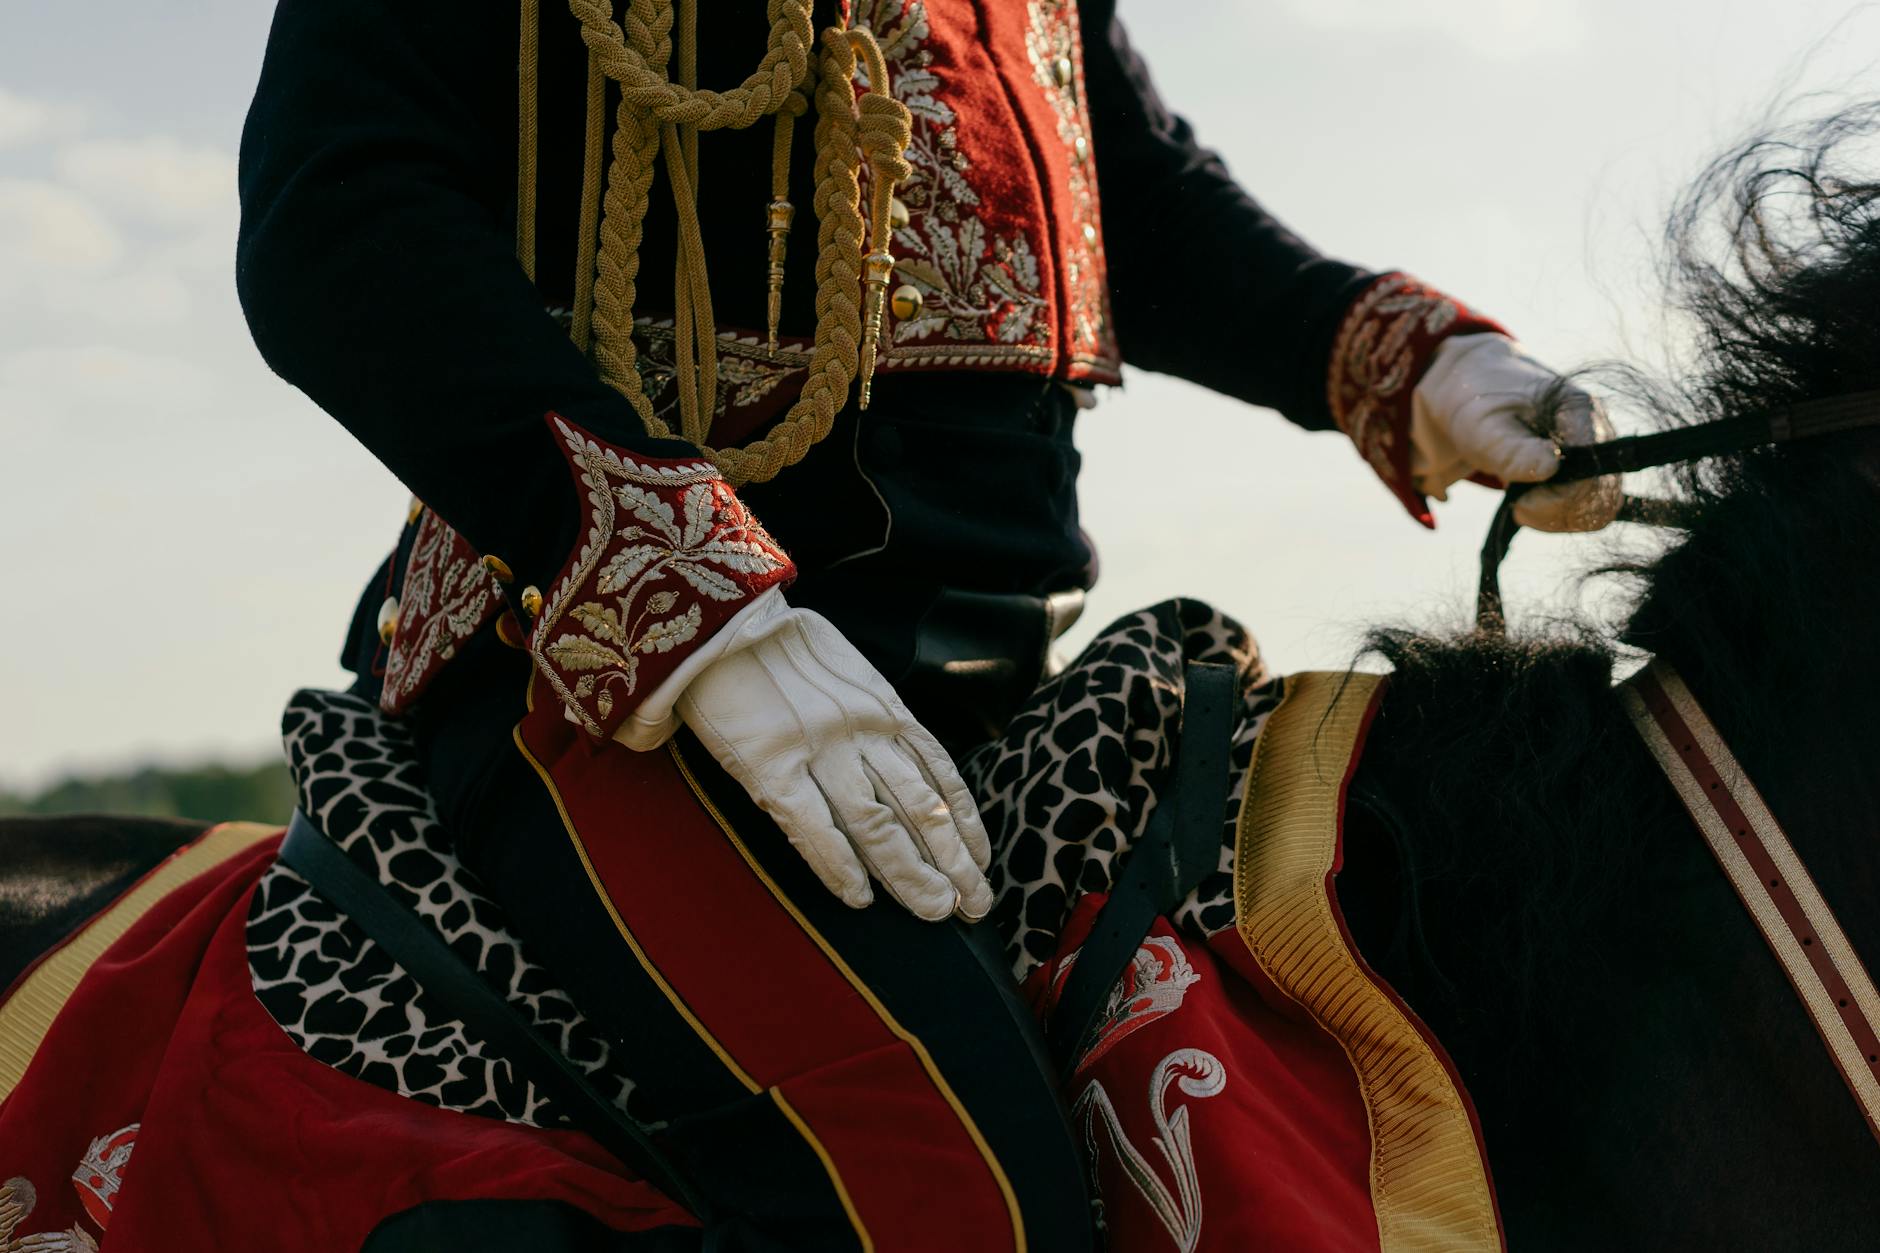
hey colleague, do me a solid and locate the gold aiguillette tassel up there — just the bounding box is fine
[765,198,794,353]
[857,249,893,409]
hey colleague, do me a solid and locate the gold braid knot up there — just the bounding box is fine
[543,0,912,484]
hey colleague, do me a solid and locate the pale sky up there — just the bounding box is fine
[0,0,1873,789]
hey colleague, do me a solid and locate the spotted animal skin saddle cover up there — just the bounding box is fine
[248,601,1281,1131]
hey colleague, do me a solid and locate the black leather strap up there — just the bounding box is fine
[1047,662,1239,1077]
[277,812,710,1224]
[1477,388,1880,629]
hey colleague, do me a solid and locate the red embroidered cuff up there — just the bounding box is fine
[1325,273,1504,527]
[380,511,501,715]
[530,414,796,738]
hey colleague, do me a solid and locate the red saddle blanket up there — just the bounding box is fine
[0,673,1502,1250]
[0,825,689,1249]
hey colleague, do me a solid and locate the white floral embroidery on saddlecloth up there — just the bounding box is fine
[0,1166,105,1251]
[1075,1048,1226,1252]
[1054,934,1202,1074]
[854,0,1052,351]
[532,416,793,736]
[71,1124,136,1231]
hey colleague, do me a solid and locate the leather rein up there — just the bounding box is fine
[1475,387,1880,630]
[1477,389,1880,1146]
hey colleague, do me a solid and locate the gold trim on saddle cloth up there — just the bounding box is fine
[1234,672,1503,1253]
[0,822,280,1103]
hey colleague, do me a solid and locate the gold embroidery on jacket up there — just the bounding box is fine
[854,1,1052,350]
[1026,0,1117,367]
[534,417,793,732]
[382,511,497,711]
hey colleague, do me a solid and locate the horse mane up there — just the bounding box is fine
[1350,103,1880,1085]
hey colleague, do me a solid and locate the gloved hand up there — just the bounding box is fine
[673,589,995,922]
[1410,333,1623,532]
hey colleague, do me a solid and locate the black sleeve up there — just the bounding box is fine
[1080,1,1376,430]
[236,0,696,588]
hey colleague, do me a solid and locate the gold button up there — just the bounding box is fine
[889,196,910,231]
[1053,56,1073,87]
[376,596,400,645]
[480,554,514,582]
[520,585,544,618]
[1081,222,1098,247]
[890,284,925,321]
[1073,134,1089,164]
[405,497,424,525]
[495,611,526,649]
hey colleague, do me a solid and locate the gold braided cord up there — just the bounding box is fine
[584,0,665,436]
[563,0,912,484]
[664,117,720,443]
[517,0,541,281]
[571,50,606,353]
[568,0,812,132]
[711,26,867,482]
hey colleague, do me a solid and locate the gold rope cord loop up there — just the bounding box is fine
[563,2,913,483]
[567,0,811,133]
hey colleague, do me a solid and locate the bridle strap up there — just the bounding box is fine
[1477,388,1880,628]
[1620,662,1880,1146]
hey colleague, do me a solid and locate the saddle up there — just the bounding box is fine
[275,652,1241,1225]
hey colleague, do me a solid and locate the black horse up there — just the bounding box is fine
[1338,107,1880,1248]
[7,112,1880,1249]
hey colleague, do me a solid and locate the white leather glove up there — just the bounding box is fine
[1410,333,1623,532]
[671,589,995,922]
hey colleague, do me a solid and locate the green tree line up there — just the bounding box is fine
[0,759,296,823]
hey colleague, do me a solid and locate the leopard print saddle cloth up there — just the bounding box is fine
[246,598,1284,1130]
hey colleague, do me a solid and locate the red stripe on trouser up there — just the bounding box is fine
[517,686,1017,1250]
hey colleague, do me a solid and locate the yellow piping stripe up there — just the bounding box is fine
[0,821,279,1103]
[770,1086,876,1252]
[1234,673,1501,1253]
[670,742,1029,1253]
[510,708,762,1094]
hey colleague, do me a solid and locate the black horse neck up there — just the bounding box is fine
[1343,447,1880,1249]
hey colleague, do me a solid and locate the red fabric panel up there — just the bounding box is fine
[517,688,1019,1250]
[0,834,691,1250]
[1029,900,1381,1253]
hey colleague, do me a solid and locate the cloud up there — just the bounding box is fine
[0,133,236,331]
[0,344,221,410]
[56,136,237,229]
[1272,0,1587,59]
[0,179,123,273]
[0,88,86,148]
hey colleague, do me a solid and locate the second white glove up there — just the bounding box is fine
[674,590,995,923]
[1410,333,1623,532]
